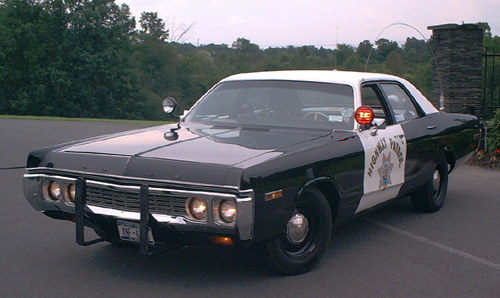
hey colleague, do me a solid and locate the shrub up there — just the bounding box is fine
[488,109,500,154]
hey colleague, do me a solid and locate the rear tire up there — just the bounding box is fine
[411,157,449,212]
[266,187,332,275]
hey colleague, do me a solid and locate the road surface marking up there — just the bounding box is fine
[365,218,500,271]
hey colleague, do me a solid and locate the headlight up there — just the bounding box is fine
[219,200,237,223]
[48,181,62,201]
[187,197,207,220]
[66,183,76,203]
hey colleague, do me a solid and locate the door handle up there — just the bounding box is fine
[427,125,437,130]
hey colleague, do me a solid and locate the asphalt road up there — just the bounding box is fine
[1,118,499,298]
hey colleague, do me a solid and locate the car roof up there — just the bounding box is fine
[220,70,439,115]
[221,70,402,85]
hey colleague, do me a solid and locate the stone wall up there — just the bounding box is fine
[427,23,488,113]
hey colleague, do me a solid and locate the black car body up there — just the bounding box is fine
[23,70,482,274]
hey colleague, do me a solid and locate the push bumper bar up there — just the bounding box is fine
[75,179,177,255]
[75,178,107,246]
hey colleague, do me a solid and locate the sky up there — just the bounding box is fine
[117,0,500,48]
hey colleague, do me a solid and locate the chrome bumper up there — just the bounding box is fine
[23,173,254,241]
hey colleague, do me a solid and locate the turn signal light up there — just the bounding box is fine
[265,190,283,201]
[209,236,234,246]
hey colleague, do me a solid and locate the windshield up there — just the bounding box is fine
[185,80,355,130]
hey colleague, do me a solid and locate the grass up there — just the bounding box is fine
[0,114,178,125]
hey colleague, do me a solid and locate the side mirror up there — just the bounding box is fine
[163,97,178,114]
[370,119,387,136]
[373,118,386,129]
[355,106,388,134]
[179,110,189,121]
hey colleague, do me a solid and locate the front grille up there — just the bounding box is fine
[86,185,188,217]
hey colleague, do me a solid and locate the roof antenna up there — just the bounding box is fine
[364,23,444,111]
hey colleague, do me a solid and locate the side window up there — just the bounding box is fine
[361,85,388,121]
[380,84,419,123]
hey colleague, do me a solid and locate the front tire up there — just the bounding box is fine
[266,187,332,275]
[411,157,449,212]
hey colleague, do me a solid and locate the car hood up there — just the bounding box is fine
[62,124,333,166]
[47,123,352,187]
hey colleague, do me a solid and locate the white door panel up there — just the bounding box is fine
[356,124,407,213]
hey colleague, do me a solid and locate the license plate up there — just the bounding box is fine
[117,220,155,245]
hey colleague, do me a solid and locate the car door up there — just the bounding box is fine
[378,82,441,195]
[355,84,407,213]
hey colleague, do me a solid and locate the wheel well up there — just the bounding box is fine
[443,150,456,172]
[311,181,340,223]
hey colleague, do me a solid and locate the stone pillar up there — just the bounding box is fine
[427,23,489,113]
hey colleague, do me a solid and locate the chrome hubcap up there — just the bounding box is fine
[286,213,309,244]
[432,169,441,194]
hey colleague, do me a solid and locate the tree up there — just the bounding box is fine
[483,31,500,51]
[169,18,194,43]
[231,38,263,70]
[403,37,429,63]
[356,40,373,58]
[56,0,139,118]
[0,0,148,118]
[374,38,399,61]
[335,44,355,66]
[385,50,406,75]
[1,1,464,121]
[0,0,56,115]
[139,12,168,42]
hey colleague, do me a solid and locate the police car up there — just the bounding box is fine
[23,70,482,275]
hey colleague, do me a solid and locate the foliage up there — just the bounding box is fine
[488,109,500,154]
[0,0,145,119]
[473,110,500,168]
[139,12,168,42]
[484,31,500,51]
[0,0,472,120]
[483,32,500,119]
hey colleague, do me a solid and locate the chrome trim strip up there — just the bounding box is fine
[26,167,241,192]
[24,173,77,182]
[236,197,252,202]
[87,205,189,224]
[236,196,254,240]
[85,179,238,199]
[25,173,239,203]
[86,180,141,191]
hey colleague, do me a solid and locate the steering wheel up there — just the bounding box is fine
[302,112,329,122]
[255,108,275,121]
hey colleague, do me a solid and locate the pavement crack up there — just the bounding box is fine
[364,217,500,271]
